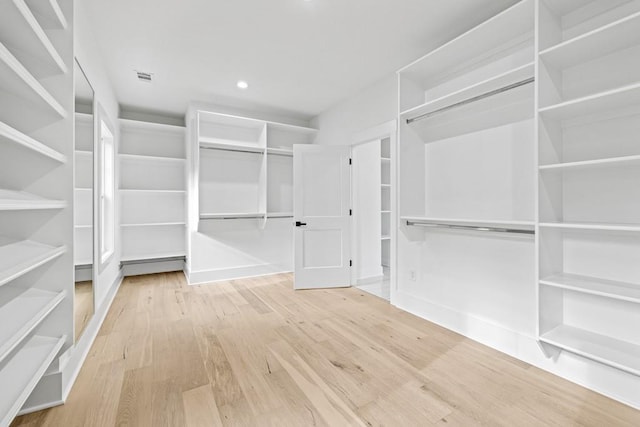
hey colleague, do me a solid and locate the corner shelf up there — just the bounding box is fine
[24,0,67,29]
[0,121,66,163]
[0,42,66,117]
[539,11,640,70]
[0,240,65,287]
[539,82,640,121]
[540,325,640,376]
[0,334,66,427]
[0,287,66,363]
[0,0,67,74]
[540,273,640,304]
[0,189,66,211]
[539,155,640,172]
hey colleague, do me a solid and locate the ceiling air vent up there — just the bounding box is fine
[136,71,153,82]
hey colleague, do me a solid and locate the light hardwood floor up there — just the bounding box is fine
[14,272,640,426]
[74,280,94,342]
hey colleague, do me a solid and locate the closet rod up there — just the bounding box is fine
[199,146,264,155]
[406,220,535,235]
[200,215,265,220]
[406,77,535,125]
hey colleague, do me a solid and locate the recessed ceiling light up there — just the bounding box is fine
[237,80,249,89]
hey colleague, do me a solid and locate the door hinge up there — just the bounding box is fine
[349,158,352,165]
[349,209,352,216]
[349,260,353,267]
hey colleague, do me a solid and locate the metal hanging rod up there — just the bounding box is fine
[199,146,264,155]
[200,215,265,220]
[406,77,535,125]
[406,220,534,235]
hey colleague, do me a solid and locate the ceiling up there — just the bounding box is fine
[84,0,518,121]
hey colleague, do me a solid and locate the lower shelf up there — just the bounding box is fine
[0,335,66,427]
[540,325,640,376]
[0,287,66,363]
[0,239,66,287]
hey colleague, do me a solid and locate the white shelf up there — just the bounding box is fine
[0,189,66,211]
[199,138,265,154]
[398,0,534,83]
[0,42,66,117]
[0,287,65,363]
[539,155,640,172]
[540,11,640,70]
[266,147,293,156]
[0,239,65,287]
[120,252,186,263]
[0,121,65,162]
[539,82,640,121]
[401,62,535,117]
[24,0,67,29]
[119,188,185,194]
[121,222,185,228]
[402,216,535,231]
[540,325,640,376]
[119,118,185,134]
[200,212,265,220]
[0,334,66,427]
[540,273,640,304]
[539,222,640,232]
[0,0,67,74]
[266,121,317,135]
[119,153,186,163]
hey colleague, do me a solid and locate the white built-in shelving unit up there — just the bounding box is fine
[74,112,92,268]
[118,119,187,262]
[537,0,640,377]
[380,138,391,269]
[0,0,73,423]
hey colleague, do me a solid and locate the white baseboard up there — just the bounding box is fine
[355,274,384,286]
[394,290,640,410]
[122,259,184,276]
[187,264,291,285]
[18,270,124,415]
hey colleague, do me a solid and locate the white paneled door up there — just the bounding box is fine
[293,145,351,289]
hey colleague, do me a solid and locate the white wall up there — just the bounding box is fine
[311,74,397,146]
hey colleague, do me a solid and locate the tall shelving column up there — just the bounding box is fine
[537,0,640,376]
[119,119,187,264]
[0,0,73,423]
[380,138,391,273]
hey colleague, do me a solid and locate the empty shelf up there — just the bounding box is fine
[540,273,640,304]
[0,0,67,74]
[539,155,640,172]
[539,222,640,232]
[0,287,66,363]
[0,239,65,286]
[0,121,65,162]
[24,0,67,29]
[0,189,65,211]
[540,325,640,376]
[539,82,640,121]
[0,335,66,427]
[0,42,66,117]
[540,11,640,70]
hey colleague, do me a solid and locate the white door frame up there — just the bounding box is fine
[351,119,398,303]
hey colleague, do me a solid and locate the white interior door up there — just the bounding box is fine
[293,145,351,289]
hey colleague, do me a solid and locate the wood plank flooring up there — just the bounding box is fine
[13,272,640,426]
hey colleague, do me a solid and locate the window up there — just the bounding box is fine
[99,118,115,265]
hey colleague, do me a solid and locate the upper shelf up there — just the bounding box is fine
[0,121,66,163]
[0,189,66,211]
[24,0,67,29]
[0,42,66,117]
[539,82,640,121]
[0,238,65,287]
[540,11,640,70]
[398,0,534,84]
[200,138,265,154]
[0,0,67,75]
[119,118,185,134]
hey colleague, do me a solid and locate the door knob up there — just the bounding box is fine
[295,221,307,227]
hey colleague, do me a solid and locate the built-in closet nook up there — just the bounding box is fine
[1,0,640,425]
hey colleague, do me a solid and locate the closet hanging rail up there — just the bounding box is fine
[200,214,265,220]
[406,77,535,124]
[199,145,264,155]
[406,220,535,235]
